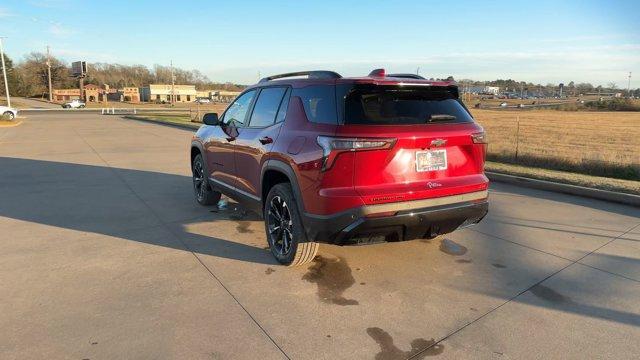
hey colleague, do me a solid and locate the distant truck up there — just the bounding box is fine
[62,99,86,109]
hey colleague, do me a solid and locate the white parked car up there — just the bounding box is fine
[195,98,211,104]
[0,105,18,120]
[62,99,86,109]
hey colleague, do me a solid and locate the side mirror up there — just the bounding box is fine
[202,112,219,126]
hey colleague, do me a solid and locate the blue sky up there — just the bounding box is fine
[0,0,638,87]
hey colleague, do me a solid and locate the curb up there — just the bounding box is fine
[123,115,201,130]
[0,120,23,128]
[486,171,640,207]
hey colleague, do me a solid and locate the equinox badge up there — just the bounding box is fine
[430,139,447,147]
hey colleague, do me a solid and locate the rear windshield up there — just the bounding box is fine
[340,85,473,125]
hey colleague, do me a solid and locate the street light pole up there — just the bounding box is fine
[0,37,10,108]
[170,60,175,105]
[46,45,53,102]
[628,72,632,98]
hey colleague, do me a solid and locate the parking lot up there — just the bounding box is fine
[1,112,639,359]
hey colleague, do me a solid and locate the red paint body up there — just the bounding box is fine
[192,71,488,243]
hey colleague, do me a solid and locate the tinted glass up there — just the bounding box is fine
[222,90,256,127]
[274,88,291,124]
[292,85,337,124]
[342,85,473,125]
[249,87,287,127]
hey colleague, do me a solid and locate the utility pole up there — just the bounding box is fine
[416,67,420,76]
[627,72,632,98]
[0,37,10,108]
[46,46,53,102]
[170,60,175,105]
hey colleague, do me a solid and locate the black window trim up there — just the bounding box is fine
[246,85,291,129]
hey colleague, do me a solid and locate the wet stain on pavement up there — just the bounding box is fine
[360,282,366,285]
[530,284,572,304]
[456,259,472,264]
[439,238,467,256]
[227,208,256,234]
[492,263,507,269]
[235,220,254,234]
[302,255,358,306]
[367,327,444,359]
[265,268,275,275]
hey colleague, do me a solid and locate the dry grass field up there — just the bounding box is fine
[470,109,640,179]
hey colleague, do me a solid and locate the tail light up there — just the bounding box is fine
[316,136,396,171]
[471,131,488,164]
[471,132,487,144]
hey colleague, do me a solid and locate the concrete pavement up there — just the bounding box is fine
[1,113,639,359]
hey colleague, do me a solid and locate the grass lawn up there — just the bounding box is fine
[486,161,640,195]
[123,113,639,195]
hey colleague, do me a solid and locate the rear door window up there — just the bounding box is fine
[274,88,291,124]
[341,85,473,125]
[292,85,337,124]
[249,87,287,127]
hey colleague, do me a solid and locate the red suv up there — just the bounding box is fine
[191,69,488,266]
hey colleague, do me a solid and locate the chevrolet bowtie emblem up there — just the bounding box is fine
[430,139,447,147]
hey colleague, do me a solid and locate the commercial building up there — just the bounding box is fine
[212,90,241,102]
[467,86,501,95]
[52,85,140,103]
[84,84,102,102]
[139,84,197,103]
[52,89,81,102]
[196,90,212,99]
[122,87,140,102]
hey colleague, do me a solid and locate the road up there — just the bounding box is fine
[1,113,639,359]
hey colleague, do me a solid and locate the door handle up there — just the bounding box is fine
[226,137,236,142]
[259,136,273,145]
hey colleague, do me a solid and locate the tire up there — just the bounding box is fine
[79,105,85,108]
[3,111,14,120]
[192,153,221,206]
[264,183,318,266]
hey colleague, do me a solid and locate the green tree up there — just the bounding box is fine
[0,54,21,99]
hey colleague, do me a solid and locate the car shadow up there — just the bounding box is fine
[2,156,639,331]
[0,156,277,265]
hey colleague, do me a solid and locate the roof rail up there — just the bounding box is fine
[387,73,426,80]
[259,70,342,83]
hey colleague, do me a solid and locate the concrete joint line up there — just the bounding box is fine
[73,129,291,360]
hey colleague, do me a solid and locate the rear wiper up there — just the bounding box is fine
[427,114,457,122]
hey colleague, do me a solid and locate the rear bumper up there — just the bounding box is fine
[301,190,488,245]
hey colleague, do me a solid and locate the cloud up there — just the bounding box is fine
[28,0,70,8]
[53,48,117,63]
[48,23,76,37]
[204,45,640,87]
[0,7,14,17]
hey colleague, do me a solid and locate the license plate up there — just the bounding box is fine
[416,149,447,172]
